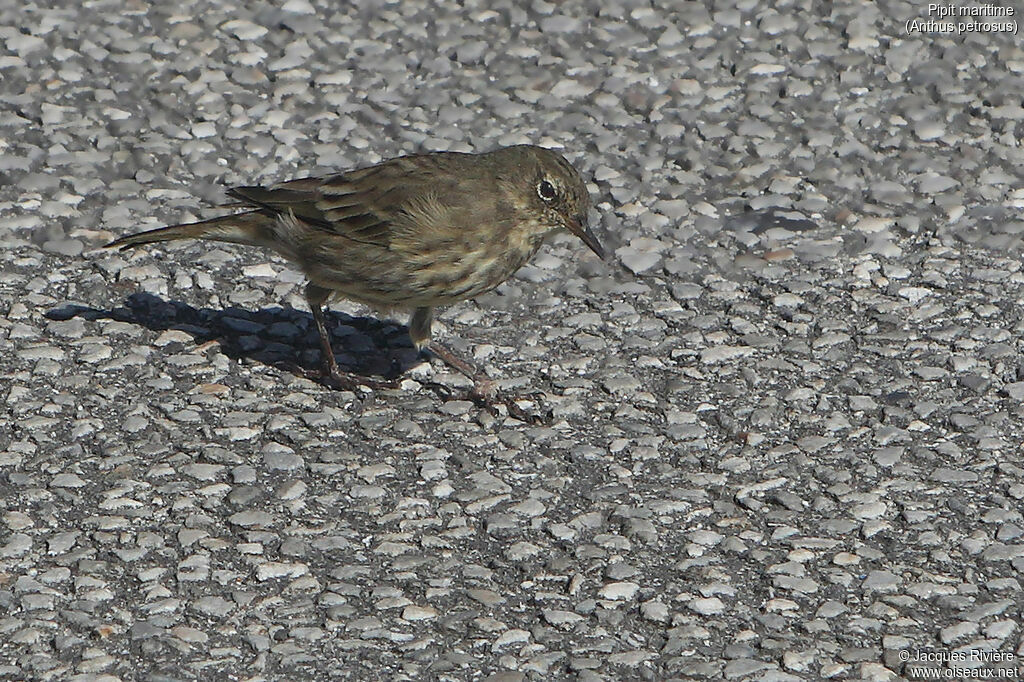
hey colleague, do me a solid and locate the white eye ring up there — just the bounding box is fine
[537,180,557,201]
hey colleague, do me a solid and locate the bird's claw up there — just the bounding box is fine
[462,383,552,425]
[499,397,552,425]
[279,361,398,392]
[324,370,399,392]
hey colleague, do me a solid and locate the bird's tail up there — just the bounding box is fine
[105,211,276,251]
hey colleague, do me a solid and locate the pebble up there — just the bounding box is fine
[401,605,437,621]
[689,597,726,615]
[616,246,662,274]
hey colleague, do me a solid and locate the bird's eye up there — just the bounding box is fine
[537,180,557,202]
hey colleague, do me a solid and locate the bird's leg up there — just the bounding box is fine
[410,307,545,423]
[425,341,494,396]
[410,307,490,392]
[307,284,340,377]
[409,307,487,386]
[300,283,396,390]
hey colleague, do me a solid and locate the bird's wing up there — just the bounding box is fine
[226,155,466,249]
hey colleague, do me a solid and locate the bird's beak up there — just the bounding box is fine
[566,215,605,261]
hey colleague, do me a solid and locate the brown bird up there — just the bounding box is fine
[106,144,604,401]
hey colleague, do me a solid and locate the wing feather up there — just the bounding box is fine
[226,174,395,248]
[224,152,482,251]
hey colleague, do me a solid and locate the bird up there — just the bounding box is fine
[105,144,604,403]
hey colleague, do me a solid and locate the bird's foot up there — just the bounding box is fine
[281,361,399,392]
[465,381,552,425]
[416,342,553,423]
[322,369,400,392]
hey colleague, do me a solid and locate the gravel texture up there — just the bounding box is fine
[2,1,1024,680]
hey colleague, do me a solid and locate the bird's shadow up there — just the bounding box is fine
[46,292,421,382]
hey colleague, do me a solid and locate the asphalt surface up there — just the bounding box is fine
[2,1,1024,680]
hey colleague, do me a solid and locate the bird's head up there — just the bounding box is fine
[502,145,605,261]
